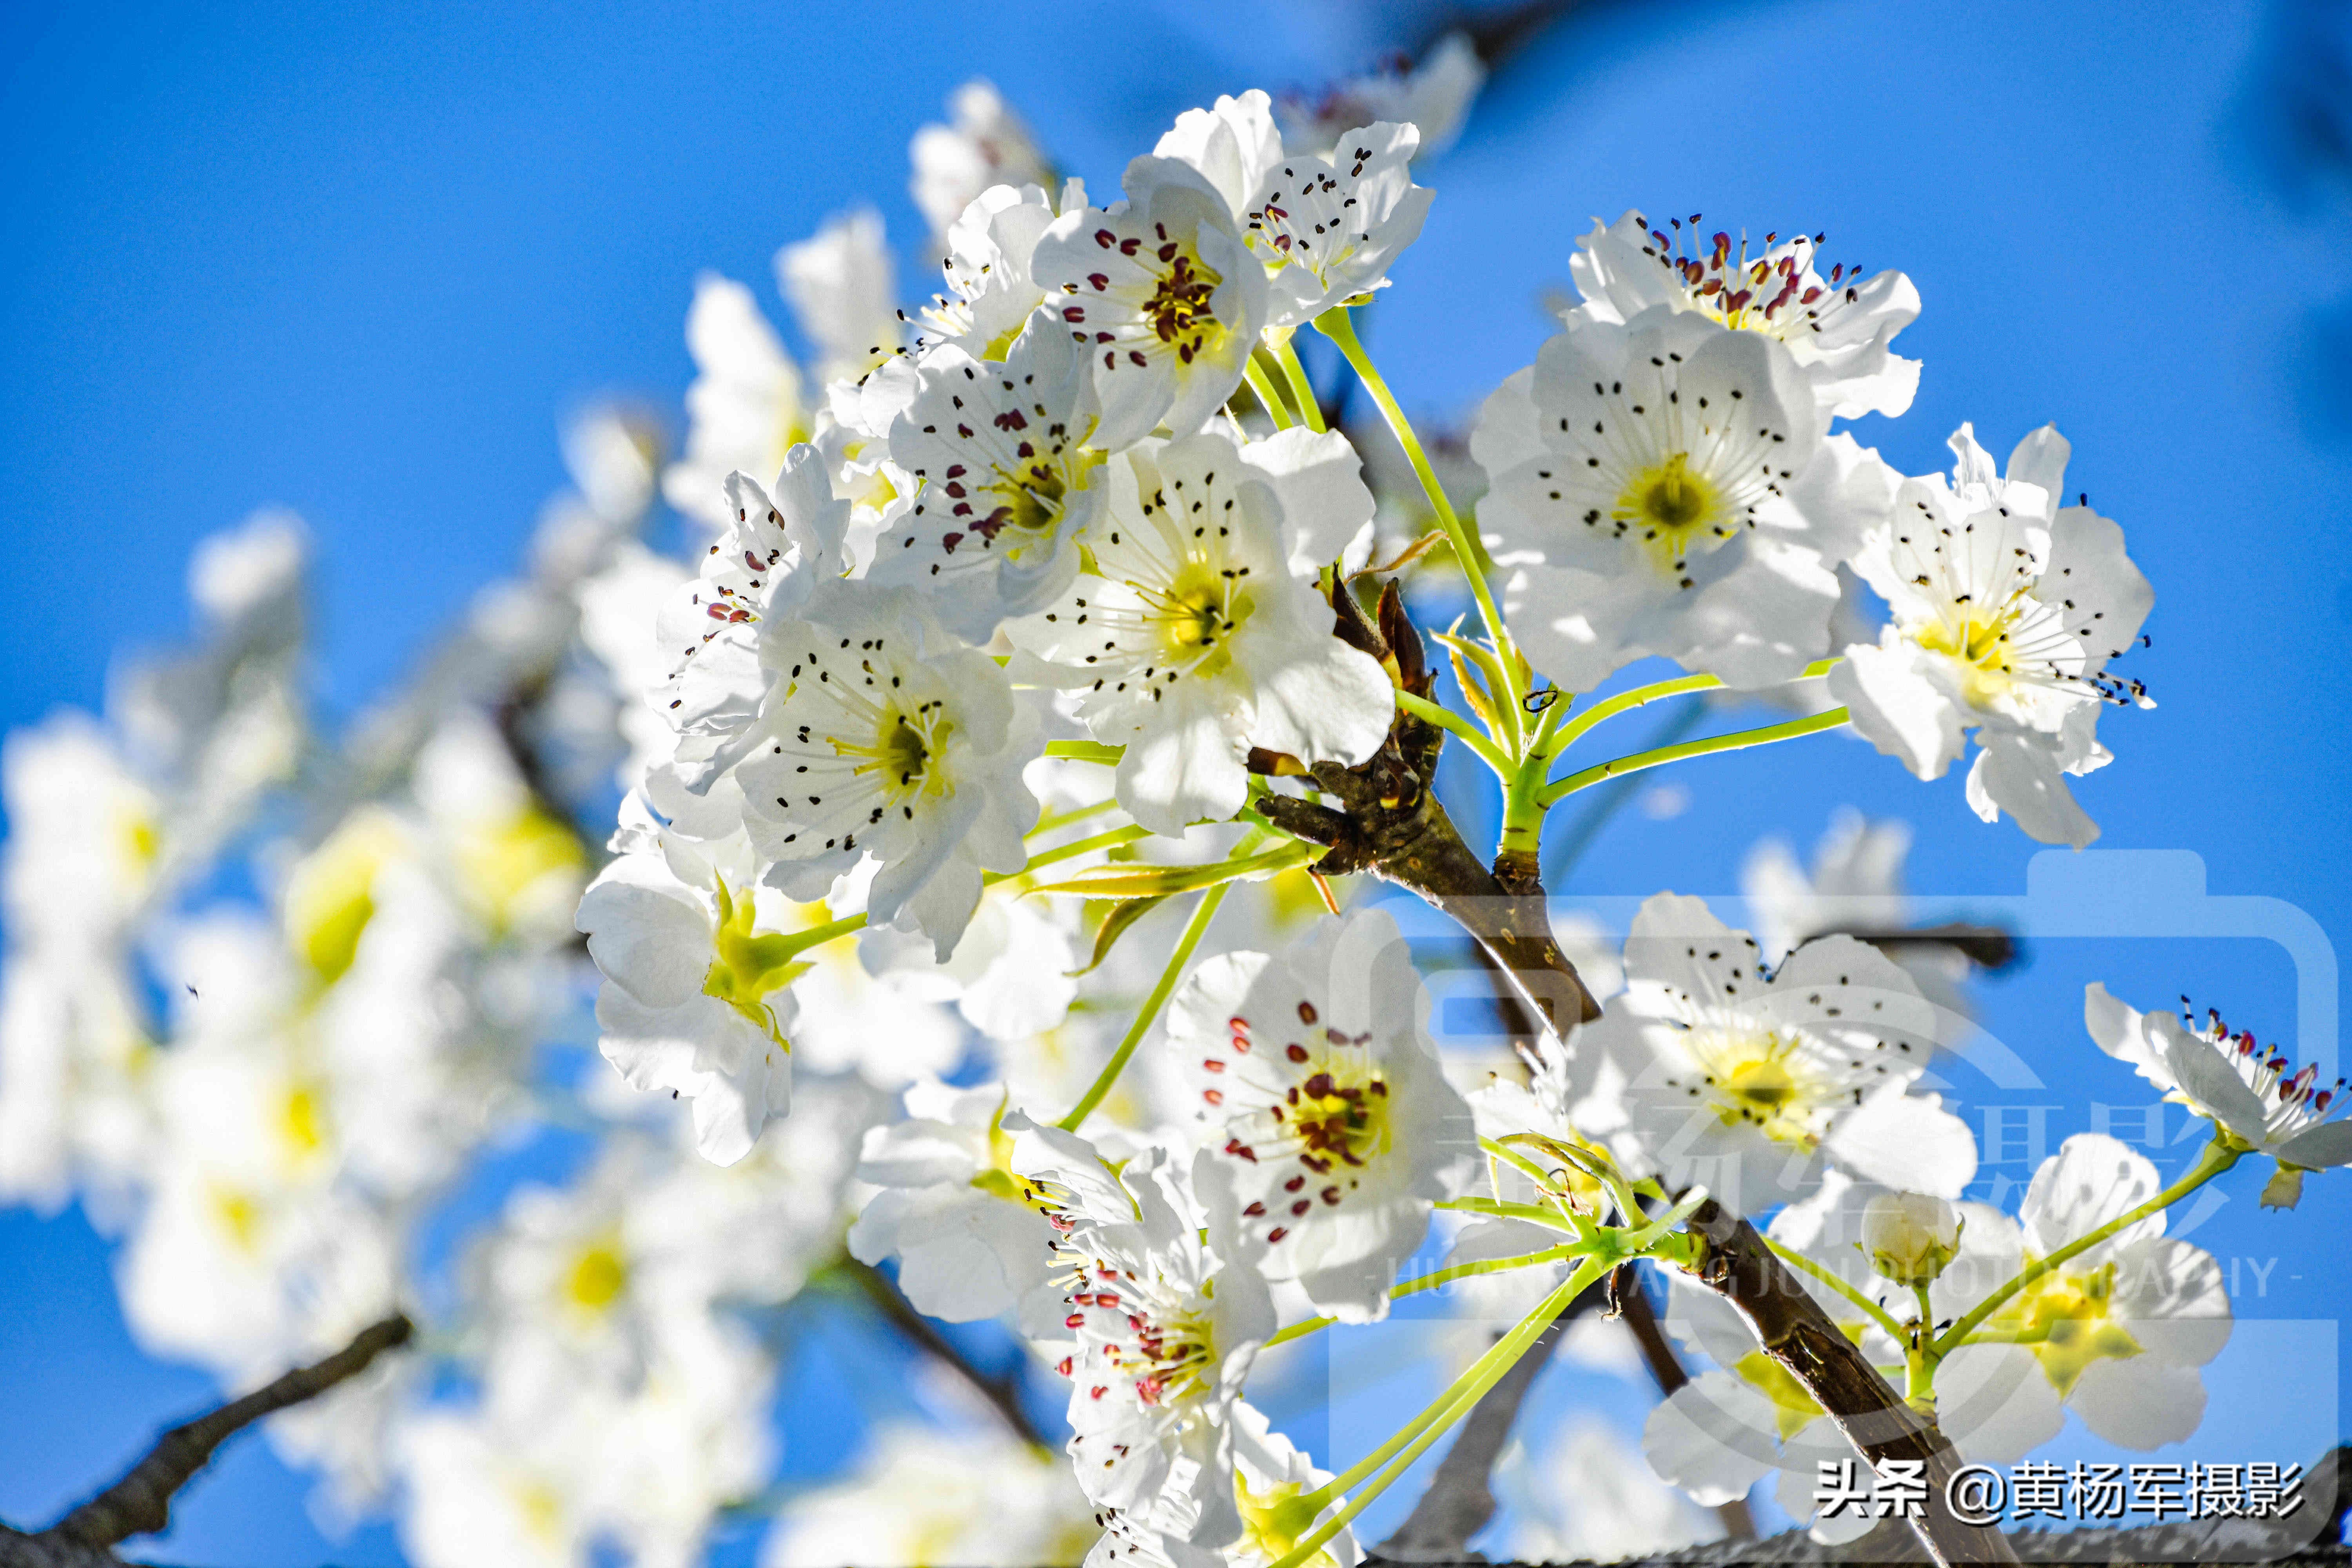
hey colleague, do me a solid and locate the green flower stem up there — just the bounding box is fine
[994,825,1151,883]
[1547,657,1840,756]
[1436,1195,1582,1231]
[1270,1259,1608,1568]
[1274,334,1328,434]
[1043,739,1125,765]
[1029,797,1124,837]
[1613,1187,1715,1254]
[775,910,866,962]
[1263,1238,1593,1350]
[1313,305,1514,681]
[1933,1136,2242,1358]
[1537,707,1851,808]
[1765,1238,1907,1342]
[1243,355,1296,430]
[1479,1135,1563,1193]
[1907,1284,1940,1412]
[1054,880,1231,1130]
[776,822,1149,965]
[1396,690,1512,776]
[1496,745,1552,879]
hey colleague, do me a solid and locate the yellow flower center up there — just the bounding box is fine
[1916,612,2023,708]
[1140,561,1248,677]
[565,1240,629,1312]
[283,813,406,985]
[1679,1028,1826,1149]
[1613,452,1733,575]
[1292,1064,1392,1170]
[281,1084,327,1158]
[2010,1259,2143,1397]
[213,1187,262,1254]
[515,1481,567,1546]
[832,703,954,805]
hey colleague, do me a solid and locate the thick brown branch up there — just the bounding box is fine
[1683,1201,2019,1567]
[40,1314,413,1551]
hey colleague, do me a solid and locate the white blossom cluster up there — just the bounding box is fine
[1,51,2341,1568]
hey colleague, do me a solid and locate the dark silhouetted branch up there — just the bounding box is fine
[0,1313,414,1568]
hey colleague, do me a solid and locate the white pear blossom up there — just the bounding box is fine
[576,798,795,1165]
[662,274,811,530]
[1936,1134,2232,1450]
[871,309,1107,636]
[846,1080,1057,1325]
[1032,160,1270,448]
[777,207,905,387]
[1568,892,1970,1215]
[918,180,1082,358]
[2086,983,2351,1204]
[1277,34,1485,160]
[910,79,1056,243]
[2,714,164,949]
[1566,211,1921,419]
[1474,305,1889,691]
[764,1425,1096,1568]
[1087,1401,1361,1567]
[0,956,152,1206]
[654,449,850,791]
[1168,907,1474,1321]
[1151,91,1432,328]
[737,583,1041,956]
[1012,430,1393,835]
[1240,122,1430,327]
[1013,1129,1274,1549]
[1831,424,2153,847]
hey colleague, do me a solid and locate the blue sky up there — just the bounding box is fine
[2,0,2347,1561]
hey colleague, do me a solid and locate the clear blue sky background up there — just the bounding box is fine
[2,0,2347,1561]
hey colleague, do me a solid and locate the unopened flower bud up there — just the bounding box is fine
[1861,1192,1962,1286]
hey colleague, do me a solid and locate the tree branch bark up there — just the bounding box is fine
[0,1313,414,1568]
[1270,579,2014,1566]
[1682,1201,2018,1566]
